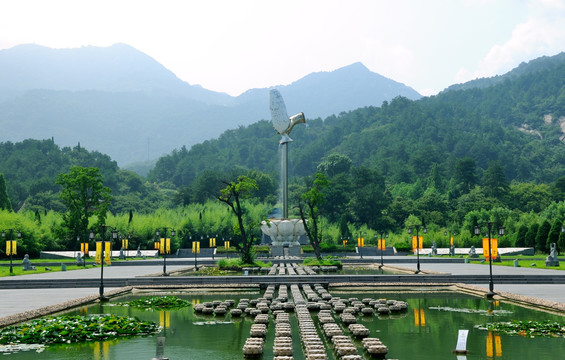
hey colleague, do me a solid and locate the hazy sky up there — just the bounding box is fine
[1,0,564,96]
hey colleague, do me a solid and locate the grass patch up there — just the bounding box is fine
[0,264,93,277]
[303,256,342,268]
[492,259,565,270]
[217,258,272,270]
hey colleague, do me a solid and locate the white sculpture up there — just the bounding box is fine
[262,90,306,246]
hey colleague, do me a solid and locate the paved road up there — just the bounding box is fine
[1,258,564,321]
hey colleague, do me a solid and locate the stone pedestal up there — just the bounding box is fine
[287,245,301,257]
[272,245,284,257]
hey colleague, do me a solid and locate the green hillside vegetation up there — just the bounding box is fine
[0,138,167,213]
[2,53,565,257]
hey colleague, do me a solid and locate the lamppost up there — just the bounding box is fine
[224,237,230,259]
[377,231,388,268]
[77,234,87,267]
[1,229,20,274]
[475,222,504,298]
[408,224,426,274]
[92,225,116,301]
[192,236,202,270]
[156,228,174,276]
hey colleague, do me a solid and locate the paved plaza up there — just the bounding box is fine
[1,256,564,322]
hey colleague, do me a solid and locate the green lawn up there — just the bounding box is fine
[493,259,565,270]
[0,263,94,277]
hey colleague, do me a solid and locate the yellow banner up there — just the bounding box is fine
[450,236,454,246]
[357,237,365,247]
[482,238,498,260]
[105,242,111,265]
[209,238,216,247]
[159,238,170,254]
[5,240,16,255]
[412,236,423,251]
[81,242,89,255]
[192,241,200,254]
[378,238,386,250]
[121,239,128,249]
[225,241,230,250]
[95,242,102,264]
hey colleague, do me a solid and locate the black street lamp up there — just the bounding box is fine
[92,225,116,301]
[156,228,175,276]
[1,229,21,274]
[475,222,505,298]
[193,236,202,270]
[408,224,427,274]
[377,231,388,268]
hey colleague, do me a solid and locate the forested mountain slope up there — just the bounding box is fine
[148,52,565,187]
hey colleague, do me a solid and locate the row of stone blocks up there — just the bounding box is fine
[193,299,235,315]
[273,310,293,358]
[309,284,389,359]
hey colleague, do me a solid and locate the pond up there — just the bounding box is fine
[3,287,565,359]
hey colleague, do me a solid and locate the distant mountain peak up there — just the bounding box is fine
[0,44,422,165]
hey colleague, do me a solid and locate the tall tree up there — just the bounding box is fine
[298,172,329,260]
[455,157,478,193]
[56,167,112,248]
[482,160,509,199]
[218,175,258,264]
[348,167,390,229]
[547,219,562,252]
[535,220,551,253]
[0,173,12,211]
[525,223,539,251]
[514,224,528,247]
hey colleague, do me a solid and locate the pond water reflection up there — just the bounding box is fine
[4,288,565,360]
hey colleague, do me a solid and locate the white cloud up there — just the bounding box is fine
[456,0,565,84]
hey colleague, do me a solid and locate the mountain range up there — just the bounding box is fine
[0,43,421,166]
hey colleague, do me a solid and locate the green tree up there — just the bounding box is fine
[525,223,539,251]
[514,224,528,247]
[317,153,352,177]
[482,160,509,199]
[535,220,551,253]
[455,157,478,194]
[298,173,329,260]
[338,214,350,240]
[558,230,565,254]
[56,167,112,248]
[348,167,390,229]
[0,173,12,211]
[547,219,562,252]
[217,175,258,264]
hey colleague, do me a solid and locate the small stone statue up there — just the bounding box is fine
[449,244,455,256]
[119,248,125,260]
[22,254,35,271]
[136,245,142,258]
[76,252,83,265]
[431,241,437,256]
[469,246,478,258]
[545,243,559,267]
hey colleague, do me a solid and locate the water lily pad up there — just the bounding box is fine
[0,315,159,345]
